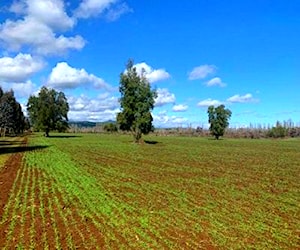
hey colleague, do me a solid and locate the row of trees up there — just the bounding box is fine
[0,87,27,136]
[2,59,231,141]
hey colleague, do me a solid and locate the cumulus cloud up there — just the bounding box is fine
[133,62,171,83]
[0,0,130,55]
[197,98,222,107]
[26,0,75,31]
[188,64,216,80]
[155,88,176,107]
[0,0,84,55]
[47,62,111,90]
[1,80,36,99]
[153,111,189,127]
[227,93,258,103]
[68,94,119,121]
[0,53,44,82]
[205,77,226,87]
[0,17,85,55]
[172,104,188,112]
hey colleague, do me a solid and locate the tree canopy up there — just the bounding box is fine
[117,60,157,142]
[207,105,232,139]
[27,86,69,137]
[0,87,26,136]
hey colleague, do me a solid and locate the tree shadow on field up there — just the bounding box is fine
[144,140,161,145]
[0,145,49,156]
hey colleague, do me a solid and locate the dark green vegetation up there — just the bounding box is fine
[0,87,27,136]
[1,134,299,249]
[208,105,232,140]
[27,86,69,137]
[117,60,157,143]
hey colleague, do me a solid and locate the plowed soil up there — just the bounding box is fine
[0,138,105,249]
[0,139,25,218]
[0,139,25,246]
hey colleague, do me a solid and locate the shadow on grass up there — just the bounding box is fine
[144,140,161,145]
[0,145,49,155]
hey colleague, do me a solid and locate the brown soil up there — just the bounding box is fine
[0,138,217,249]
[0,138,106,249]
[0,138,25,247]
[0,140,25,218]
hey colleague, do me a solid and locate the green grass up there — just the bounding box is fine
[1,133,300,249]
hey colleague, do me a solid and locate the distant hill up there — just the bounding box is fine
[68,120,116,128]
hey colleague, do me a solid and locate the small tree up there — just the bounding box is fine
[117,59,157,143]
[27,86,69,137]
[103,123,118,132]
[207,105,232,139]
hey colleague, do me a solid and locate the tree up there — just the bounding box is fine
[117,60,157,143]
[267,121,287,138]
[207,105,232,139]
[0,87,25,136]
[27,86,69,137]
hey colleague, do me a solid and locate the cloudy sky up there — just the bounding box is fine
[0,0,299,128]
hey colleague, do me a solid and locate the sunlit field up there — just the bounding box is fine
[0,133,299,249]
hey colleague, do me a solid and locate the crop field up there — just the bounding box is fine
[0,133,299,249]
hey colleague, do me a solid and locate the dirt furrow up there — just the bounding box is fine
[0,143,26,249]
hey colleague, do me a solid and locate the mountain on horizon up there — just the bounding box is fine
[68,120,116,128]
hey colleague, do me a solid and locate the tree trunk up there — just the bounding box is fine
[45,128,49,137]
[134,128,142,143]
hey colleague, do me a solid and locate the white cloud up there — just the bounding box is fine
[105,2,132,22]
[205,77,226,87]
[9,1,26,14]
[172,104,188,112]
[188,64,216,80]
[0,53,44,82]
[68,94,119,121]
[1,80,36,99]
[75,0,116,18]
[26,0,75,31]
[227,93,258,103]
[9,0,74,31]
[0,16,85,55]
[0,0,84,55]
[153,112,189,127]
[133,62,171,83]
[197,98,222,107]
[47,62,111,90]
[11,81,36,99]
[155,88,175,107]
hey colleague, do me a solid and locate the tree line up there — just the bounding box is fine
[0,59,239,141]
[2,59,297,141]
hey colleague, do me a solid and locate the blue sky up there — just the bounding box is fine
[0,0,299,128]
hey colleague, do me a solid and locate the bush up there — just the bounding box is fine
[267,125,287,138]
[103,123,118,133]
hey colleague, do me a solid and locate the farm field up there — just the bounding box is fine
[0,133,299,249]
